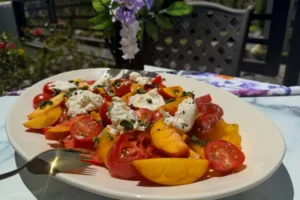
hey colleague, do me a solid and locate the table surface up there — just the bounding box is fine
[0,67,298,200]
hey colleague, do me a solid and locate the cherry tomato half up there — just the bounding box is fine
[43,82,55,95]
[134,108,152,126]
[151,110,163,122]
[113,79,132,97]
[152,75,163,85]
[204,140,245,173]
[32,93,52,109]
[87,80,96,85]
[70,116,102,144]
[107,132,151,180]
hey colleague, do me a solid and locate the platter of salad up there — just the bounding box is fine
[6,68,285,200]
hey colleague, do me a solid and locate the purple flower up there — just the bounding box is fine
[119,0,144,11]
[116,8,136,25]
[145,0,153,9]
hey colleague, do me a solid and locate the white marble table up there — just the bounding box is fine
[0,95,298,200]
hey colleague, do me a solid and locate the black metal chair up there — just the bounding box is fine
[143,1,254,76]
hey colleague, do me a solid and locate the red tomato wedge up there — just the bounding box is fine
[32,93,52,109]
[107,132,152,180]
[113,79,132,97]
[204,140,245,173]
[195,94,212,104]
[194,95,223,133]
[43,82,55,95]
[100,101,112,126]
[70,116,102,144]
[63,135,95,150]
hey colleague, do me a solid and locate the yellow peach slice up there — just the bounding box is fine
[24,106,63,129]
[132,158,209,186]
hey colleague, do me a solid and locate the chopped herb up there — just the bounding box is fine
[120,120,134,131]
[165,98,175,104]
[108,104,113,112]
[173,89,180,95]
[39,100,53,109]
[182,91,195,99]
[191,135,210,147]
[68,80,74,83]
[97,119,103,125]
[74,81,80,86]
[138,120,145,127]
[131,119,136,123]
[153,83,159,88]
[109,92,115,97]
[147,98,153,104]
[92,137,100,148]
[162,78,166,81]
[136,89,146,94]
[53,89,61,95]
[182,111,185,114]
[80,86,89,90]
[95,84,104,88]
[112,79,121,88]
[69,88,77,92]
[147,121,154,129]
[101,131,114,141]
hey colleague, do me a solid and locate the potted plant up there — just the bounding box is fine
[90,0,193,70]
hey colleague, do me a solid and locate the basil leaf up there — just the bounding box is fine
[191,135,210,147]
[120,120,134,131]
[155,15,173,30]
[39,100,53,109]
[167,2,193,16]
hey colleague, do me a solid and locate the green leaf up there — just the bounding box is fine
[92,0,110,12]
[145,20,159,41]
[91,14,112,30]
[152,0,164,11]
[111,1,120,9]
[89,13,108,24]
[137,21,144,41]
[167,2,193,16]
[155,15,173,30]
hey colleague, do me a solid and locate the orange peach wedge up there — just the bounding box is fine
[24,106,63,129]
[151,119,189,157]
[96,128,116,167]
[132,158,209,186]
[27,92,65,119]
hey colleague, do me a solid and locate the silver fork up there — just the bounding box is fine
[0,148,97,180]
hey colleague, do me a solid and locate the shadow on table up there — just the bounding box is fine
[15,152,293,200]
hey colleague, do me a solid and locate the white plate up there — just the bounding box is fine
[6,68,286,200]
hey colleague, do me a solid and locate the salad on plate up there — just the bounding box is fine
[23,72,245,186]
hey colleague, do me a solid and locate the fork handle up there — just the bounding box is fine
[0,165,26,180]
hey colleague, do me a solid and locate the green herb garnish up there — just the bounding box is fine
[173,89,180,95]
[120,120,134,131]
[112,79,121,88]
[39,100,53,109]
[136,89,146,94]
[181,91,195,99]
[80,86,89,90]
[147,98,153,104]
[92,137,100,148]
[190,135,210,147]
[53,89,61,95]
[165,98,176,104]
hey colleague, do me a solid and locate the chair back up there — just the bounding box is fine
[143,1,254,76]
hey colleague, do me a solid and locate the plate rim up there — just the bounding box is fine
[5,68,286,200]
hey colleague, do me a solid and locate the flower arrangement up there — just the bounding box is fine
[90,0,193,61]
